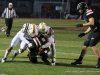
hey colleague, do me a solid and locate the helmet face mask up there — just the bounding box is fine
[40,32,47,37]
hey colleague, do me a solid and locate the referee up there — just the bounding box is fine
[1,3,17,37]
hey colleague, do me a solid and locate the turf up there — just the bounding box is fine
[0,19,100,75]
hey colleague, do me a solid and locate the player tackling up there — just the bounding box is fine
[37,22,56,65]
[1,23,38,63]
[71,2,100,68]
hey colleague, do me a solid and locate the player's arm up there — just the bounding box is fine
[13,9,17,18]
[83,18,94,26]
[84,27,91,34]
[78,27,91,38]
[76,10,95,28]
[76,17,94,27]
[19,31,32,48]
[20,31,30,44]
[1,8,6,21]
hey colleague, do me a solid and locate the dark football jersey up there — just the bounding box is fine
[27,34,48,48]
[83,9,100,31]
[37,34,48,45]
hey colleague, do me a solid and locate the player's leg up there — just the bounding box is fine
[1,34,20,63]
[1,46,13,63]
[12,41,27,60]
[39,48,50,64]
[41,52,50,63]
[50,35,56,65]
[89,32,100,68]
[5,19,10,36]
[71,45,88,65]
[71,32,93,65]
[91,46,100,58]
[51,43,56,65]
[91,46,100,68]
[8,19,13,35]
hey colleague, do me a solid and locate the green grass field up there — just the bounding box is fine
[0,19,100,75]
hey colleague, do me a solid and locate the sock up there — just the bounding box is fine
[52,57,56,62]
[18,49,22,54]
[98,58,100,61]
[4,50,11,58]
[78,56,83,61]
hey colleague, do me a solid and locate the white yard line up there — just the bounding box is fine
[0,50,95,56]
[0,39,83,43]
[57,45,82,47]
[56,40,83,42]
[57,52,95,56]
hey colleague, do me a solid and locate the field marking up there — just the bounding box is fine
[0,50,96,56]
[14,18,85,21]
[57,52,95,56]
[56,40,83,42]
[57,45,82,47]
[0,38,83,42]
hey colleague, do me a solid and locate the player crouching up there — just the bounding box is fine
[1,23,38,63]
[27,35,50,64]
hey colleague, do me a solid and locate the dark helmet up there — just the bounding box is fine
[77,2,88,11]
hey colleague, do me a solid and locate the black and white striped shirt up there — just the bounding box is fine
[1,7,16,19]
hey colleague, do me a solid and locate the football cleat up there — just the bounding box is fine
[6,34,10,37]
[1,57,7,63]
[51,61,56,66]
[12,51,18,60]
[71,60,82,65]
[95,60,100,68]
[1,26,7,32]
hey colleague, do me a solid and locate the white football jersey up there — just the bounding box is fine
[46,26,54,36]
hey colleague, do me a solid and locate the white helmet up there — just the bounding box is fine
[27,23,38,37]
[38,22,48,36]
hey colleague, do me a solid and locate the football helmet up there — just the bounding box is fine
[77,2,87,14]
[28,23,38,37]
[38,22,48,36]
[77,2,87,10]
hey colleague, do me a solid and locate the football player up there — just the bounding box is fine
[71,2,100,68]
[37,22,56,65]
[27,34,50,63]
[1,23,38,63]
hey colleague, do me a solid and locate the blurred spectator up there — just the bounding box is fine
[50,11,55,18]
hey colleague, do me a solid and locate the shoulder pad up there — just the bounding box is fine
[22,23,29,33]
[86,9,93,16]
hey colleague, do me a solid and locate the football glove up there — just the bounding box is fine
[78,33,86,38]
[39,48,44,52]
[76,24,83,28]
